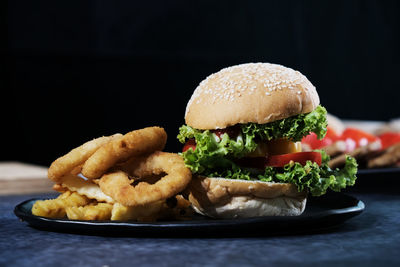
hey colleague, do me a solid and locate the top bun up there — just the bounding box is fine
[185,63,320,130]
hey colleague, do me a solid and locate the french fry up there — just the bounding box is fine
[111,201,164,221]
[66,203,113,221]
[32,191,90,218]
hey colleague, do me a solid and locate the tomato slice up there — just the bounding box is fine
[265,152,322,167]
[182,139,196,152]
[236,151,322,169]
[340,128,380,149]
[379,132,400,150]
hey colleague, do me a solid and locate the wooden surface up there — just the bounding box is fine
[0,162,53,195]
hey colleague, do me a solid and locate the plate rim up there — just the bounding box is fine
[357,167,400,175]
[14,193,365,230]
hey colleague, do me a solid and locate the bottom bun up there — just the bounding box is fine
[187,176,307,218]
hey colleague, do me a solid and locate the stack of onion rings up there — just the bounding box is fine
[48,127,167,183]
[99,151,192,206]
[39,126,192,221]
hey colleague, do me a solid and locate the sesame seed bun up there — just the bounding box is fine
[185,63,320,130]
[183,63,318,218]
[187,176,307,218]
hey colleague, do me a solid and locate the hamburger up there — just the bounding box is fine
[177,63,357,218]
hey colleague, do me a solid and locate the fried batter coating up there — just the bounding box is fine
[48,134,122,182]
[32,191,90,218]
[60,174,114,203]
[111,201,165,221]
[37,127,195,222]
[163,195,194,220]
[66,203,113,221]
[111,195,193,221]
[52,184,67,193]
[99,151,192,206]
[82,127,167,179]
[63,195,192,222]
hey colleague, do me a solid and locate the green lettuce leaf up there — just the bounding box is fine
[177,105,357,196]
[241,105,328,142]
[271,155,357,196]
[177,105,328,174]
[179,127,256,173]
[201,152,358,197]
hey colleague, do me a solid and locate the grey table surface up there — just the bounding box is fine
[1,191,399,267]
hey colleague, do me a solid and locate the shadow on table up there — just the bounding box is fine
[23,215,371,239]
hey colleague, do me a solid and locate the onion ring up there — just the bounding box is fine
[99,151,192,206]
[81,127,167,179]
[48,134,122,182]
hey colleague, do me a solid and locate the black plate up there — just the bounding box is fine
[350,167,400,193]
[357,167,400,175]
[14,192,364,236]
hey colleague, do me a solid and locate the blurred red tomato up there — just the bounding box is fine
[379,132,400,150]
[301,127,339,149]
[340,128,380,149]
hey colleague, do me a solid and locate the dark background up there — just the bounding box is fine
[5,1,400,166]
